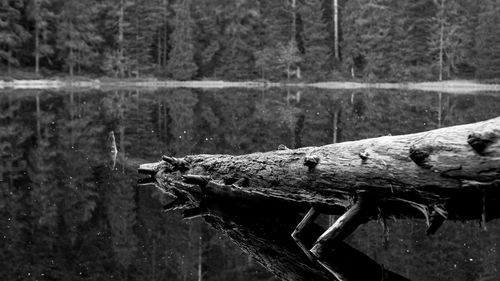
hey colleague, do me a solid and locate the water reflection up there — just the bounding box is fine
[1,88,499,281]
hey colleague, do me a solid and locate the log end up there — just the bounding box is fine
[278,144,290,150]
[138,161,164,176]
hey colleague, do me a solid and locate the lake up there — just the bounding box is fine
[1,87,499,281]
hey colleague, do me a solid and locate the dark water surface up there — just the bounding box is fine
[1,88,499,281]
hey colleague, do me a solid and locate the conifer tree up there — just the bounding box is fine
[56,0,102,76]
[400,0,435,68]
[342,0,391,79]
[428,0,474,80]
[27,0,55,75]
[167,0,198,80]
[0,0,30,72]
[123,0,158,77]
[475,0,500,78]
[299,0,331,79]
[214,0,261,80]
[192,0,222,77]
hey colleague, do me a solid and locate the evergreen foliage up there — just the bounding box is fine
[299,0,331,79]
[0,0,30,71]
[27,0,55,74]
[0,0,499,81]
[55,0,103,75]
[167,0,198,80]
[475,0,500,78]
[213,0,260,80]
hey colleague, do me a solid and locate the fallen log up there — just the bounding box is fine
[138,117,500,281]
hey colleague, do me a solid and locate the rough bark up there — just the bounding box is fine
[139,117,500,281]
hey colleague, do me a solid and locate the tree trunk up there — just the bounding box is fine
[36,93,41,140]
[163,0,168,67]
[35,25,40,75]
[139,117,500,281]
[333,0,339,60]
[291,0,296,43]
[438,0,445,81]
[198,233,203,281]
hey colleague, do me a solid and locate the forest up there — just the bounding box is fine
[2,0,500,81]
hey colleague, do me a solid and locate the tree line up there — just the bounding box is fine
[1,0,500,81]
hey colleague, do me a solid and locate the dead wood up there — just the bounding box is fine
[139,117,500,281]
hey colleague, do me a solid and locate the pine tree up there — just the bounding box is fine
[55,0,103,76]
[192,0,223,77]
[299,0,331,79]
[341,0,395,79]
[0,0,30,72]
[475,0,500,78]
[167,0,198,80]
[213,0,261,80]
[100,0,134,77]
[123,0,158,77]
[27,0,55,75]
[153,0,171,70]
[277,40,302,81]
[428,0,474,80]
[400,0,435,68]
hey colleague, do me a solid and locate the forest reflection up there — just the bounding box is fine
[1,88,499,281]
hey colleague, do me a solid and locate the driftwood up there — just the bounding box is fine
[138,117,500,281]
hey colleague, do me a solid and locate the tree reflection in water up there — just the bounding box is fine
[0,88,499,281]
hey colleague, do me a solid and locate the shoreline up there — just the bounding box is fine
[1,79,500,93]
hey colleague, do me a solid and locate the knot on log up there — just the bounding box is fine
[409,145,433,168]
[162,155,190,172]
[359,149,370,161]
[467,132,498,155]
[304,155,320,170]
[278,144,289,150]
